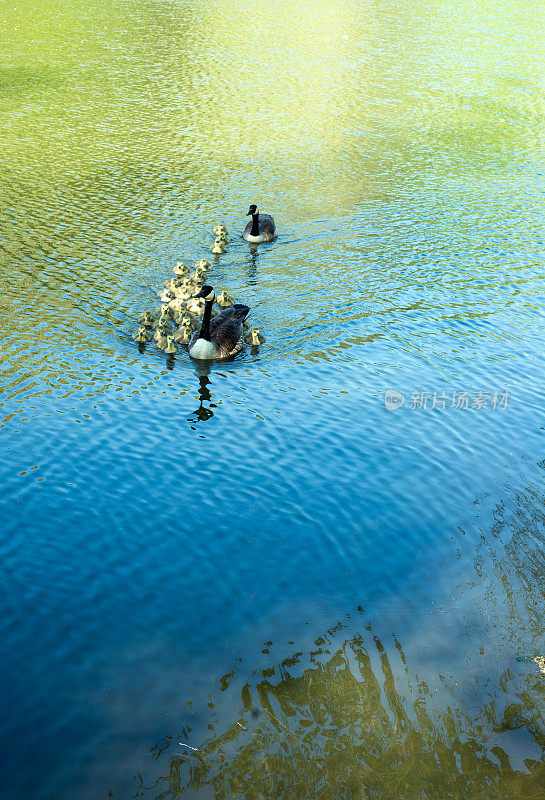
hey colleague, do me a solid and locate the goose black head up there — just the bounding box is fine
[194,285,215,302]
[246,204,257,216]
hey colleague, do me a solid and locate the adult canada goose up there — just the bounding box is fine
[188,285,249,360]
[242,204,276,243]
[244,327,265,345]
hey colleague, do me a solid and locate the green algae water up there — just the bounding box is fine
[1,1,545,798]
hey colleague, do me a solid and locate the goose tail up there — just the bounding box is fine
[232,304,250,322]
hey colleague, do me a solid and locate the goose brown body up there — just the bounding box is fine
[188,286,249,360]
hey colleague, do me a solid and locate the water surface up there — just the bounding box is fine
[1,0,545,798]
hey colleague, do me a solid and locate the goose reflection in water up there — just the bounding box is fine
[244,248,259,285]
[188,363,218,423]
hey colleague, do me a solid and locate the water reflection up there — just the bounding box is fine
[244,248,260,285]
[142,621,545,800]
[128,474,545,800]
[2,1,545,799]
[188,364,217,423]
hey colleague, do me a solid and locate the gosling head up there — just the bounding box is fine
[139,311,154,327]
[134,327,150,343]
[154,324,169,341]
[186,297,205,316]
[211,239,226,253]
[164,335,177,354]
[170,301,185,320]
[177,287,192,301]
[159,304,174,320]
[217,290,234,307]
[247,204,257,216]
[176,326,192,344]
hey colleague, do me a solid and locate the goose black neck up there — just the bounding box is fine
[251,212,260,237]
[198,298,213,341]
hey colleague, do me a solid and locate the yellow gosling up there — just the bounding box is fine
[244,327,265,345]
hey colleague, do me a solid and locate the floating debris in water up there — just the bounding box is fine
[515,654,545,673]
[534,656,545,674]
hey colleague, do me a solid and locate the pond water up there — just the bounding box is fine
[1,0,545,797]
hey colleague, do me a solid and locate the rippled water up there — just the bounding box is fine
[1,0,545,797]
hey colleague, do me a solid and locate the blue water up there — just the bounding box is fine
[2,0,545,797]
